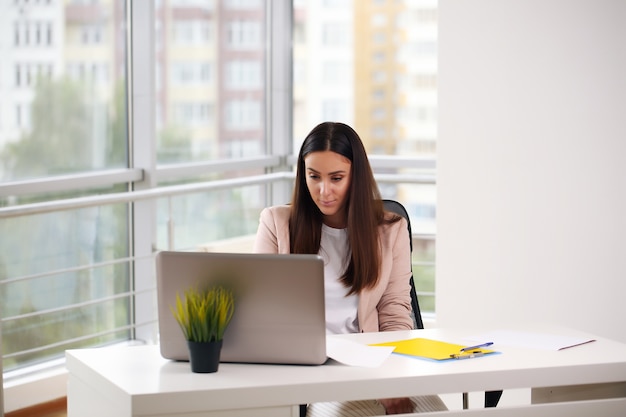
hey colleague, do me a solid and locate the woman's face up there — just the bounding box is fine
[304,150,352,228]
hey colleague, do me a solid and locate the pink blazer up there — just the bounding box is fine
[253,205,414,333]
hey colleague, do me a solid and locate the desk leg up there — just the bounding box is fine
[532,382,626,404]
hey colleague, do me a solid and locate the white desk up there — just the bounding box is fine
[66,327,626,417]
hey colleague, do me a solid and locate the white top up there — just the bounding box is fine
[320,224,359,334]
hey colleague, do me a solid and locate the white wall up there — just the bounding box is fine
[437,0,626,343]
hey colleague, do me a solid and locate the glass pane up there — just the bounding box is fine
[0,0,128,182]
[293,0,438,229]
[156,185,267,252]
[413,236,436,313]
[293,0,437,159]
[155,1,267,164]
[397,183,437,234]
[0,204,131,371]
[0,0,130,371]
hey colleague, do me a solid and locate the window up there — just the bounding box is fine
[372,107,385,119]
[224,99,262,130]
[226,60,262,89]
[322,23,348,46]
[81,25,103,45]
[15,64,20,87]
[24,23,30,45]
[225,138,261,157]
[171,62,212,85]
[322,99,350,122]
[1,1,438,412]
[293,0,438,311]
[173,102,213,126]
[372,126,386,138]
[225,0,262,9]
[371,13,387,27]
[322,61,349,84]
[172,20,211,45]
[372,70,387,83]
[35,22,42,44]
[46,22,53,45]
[156,1,265,164]
[373,89,385,100]
[1,0,129,377]
[372,32,386,44]
[227,20,262,49]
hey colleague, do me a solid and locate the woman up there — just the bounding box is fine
[254,122,447,415]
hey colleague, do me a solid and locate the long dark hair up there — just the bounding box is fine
[289,122,400,294]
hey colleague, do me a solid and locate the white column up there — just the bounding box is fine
[267,0,294,206]
[129,0,158,345]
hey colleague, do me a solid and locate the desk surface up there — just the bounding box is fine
[66,326,626,416]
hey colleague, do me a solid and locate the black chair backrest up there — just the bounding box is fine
[382,199,424,330]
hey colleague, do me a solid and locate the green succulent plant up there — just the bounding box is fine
[171,285,235,343]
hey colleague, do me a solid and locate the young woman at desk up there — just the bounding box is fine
[254,122,447,415]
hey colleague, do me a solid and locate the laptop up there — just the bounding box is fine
[155,250,327,365]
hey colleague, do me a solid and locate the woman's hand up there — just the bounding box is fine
[378,397,413,414]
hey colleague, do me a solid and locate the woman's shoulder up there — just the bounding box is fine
[381,210,407,228]
[379,212,408,238]
[260,204,291,222]
[262,204,291,215]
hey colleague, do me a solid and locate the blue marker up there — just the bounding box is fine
[460,342,493,352]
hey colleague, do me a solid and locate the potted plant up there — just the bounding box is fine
[171,285,235,373]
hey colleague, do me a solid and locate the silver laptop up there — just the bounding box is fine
[155,251,327,365]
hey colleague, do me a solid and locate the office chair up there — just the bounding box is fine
[383,199,503,410]
[382,199,423,329]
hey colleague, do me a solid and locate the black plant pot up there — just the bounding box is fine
[187,340,223,373]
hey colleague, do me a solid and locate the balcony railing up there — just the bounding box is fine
[1,156,436,383]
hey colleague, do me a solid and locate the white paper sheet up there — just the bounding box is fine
[326,337,395,367]
[464,330,595,351]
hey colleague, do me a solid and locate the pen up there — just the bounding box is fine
[460,342,493,352]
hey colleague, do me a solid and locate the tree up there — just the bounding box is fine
[3,77,91,179]
[1,76,128,181]
[157,124,193,164]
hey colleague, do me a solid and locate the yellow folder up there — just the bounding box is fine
[370,338,495,361]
